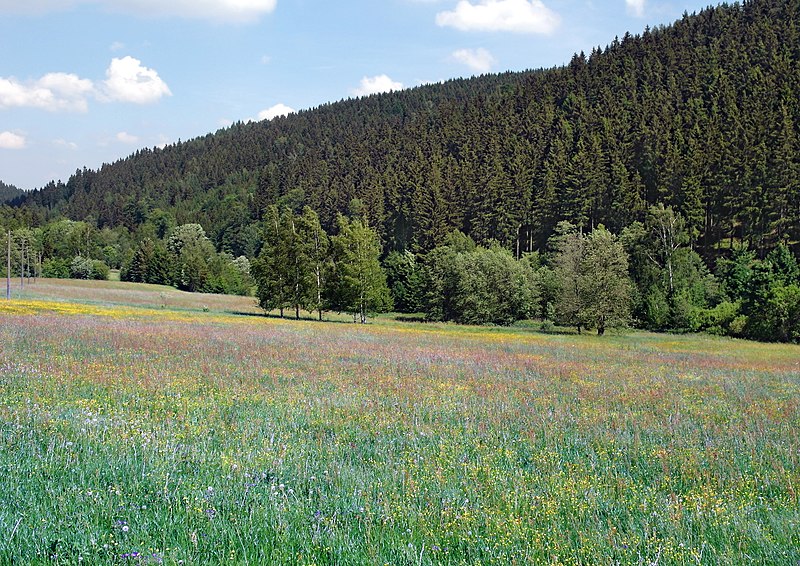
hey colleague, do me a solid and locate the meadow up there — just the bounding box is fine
[0,280,798,564]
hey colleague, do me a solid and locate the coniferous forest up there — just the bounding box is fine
[0,181,22,205]
[2,0,800,341]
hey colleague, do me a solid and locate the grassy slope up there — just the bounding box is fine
[0,280,798,564]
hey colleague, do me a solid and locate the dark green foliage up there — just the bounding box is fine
[623,206,719,330]
[252,206,293,317]
[383,250,424,313]
[253,206,331,318]
[421,233,539,326]
[299,207,331,321]
[121,238,174,285]
[715,244,800,342]
[205,254,253,296]
[167,224,216,292]
[549,222,585,331]
[41,258,70,279]
[0,181,23,204]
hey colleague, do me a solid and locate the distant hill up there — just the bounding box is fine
[15,0,800,258]
[0,181,23,204]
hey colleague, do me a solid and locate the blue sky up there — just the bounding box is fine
[1,0,710,190]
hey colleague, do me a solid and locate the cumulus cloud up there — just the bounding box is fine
[626,0,645,17]
[0,131,26,149]
[0,57,169,112]
[351,75,404,97]
[116,131,139,144]
[102,56,171,104]
[257,103,295,121]
[0,0,277,23]
[451,48,496,73]
[436,0,560,34]
[0,72,93,112]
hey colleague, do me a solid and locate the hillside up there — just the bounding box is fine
[15,0,800,259]
[0,181,22,204]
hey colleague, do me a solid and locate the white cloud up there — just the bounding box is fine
[0,0,277,23]
[451,48,496,73]
[436,0,560,34]
[260,55,272,65]
[53,138,78,150]
[102,56,171,104]
[351,75,404,97]
[0,131,26,149]
[256,103,295,121]
[116,131,139,144]
[0,58,168,112]
[110,41,126,51]
[0,72,93,112]
[626,0,645,17]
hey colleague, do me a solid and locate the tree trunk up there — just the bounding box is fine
[295,304,300,320]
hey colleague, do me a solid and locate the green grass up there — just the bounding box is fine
[0,279,798,564]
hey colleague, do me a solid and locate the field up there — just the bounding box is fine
[0,280,798,565]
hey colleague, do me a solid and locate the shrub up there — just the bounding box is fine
[70,256,95,280]
[42,258,70,279]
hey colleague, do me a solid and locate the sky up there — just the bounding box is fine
[1,0,711,191]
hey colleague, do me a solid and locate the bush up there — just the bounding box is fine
[91,260,110,280]
[70,256,95,280]
[729,315,748,337]
[42,258,70,279]
[68,256,109,280]
[696,301,740,334]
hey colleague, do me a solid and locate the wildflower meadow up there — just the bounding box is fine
[0,280,798,564]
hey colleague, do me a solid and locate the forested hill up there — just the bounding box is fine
[0,181,23,204]
[16,0,800,258]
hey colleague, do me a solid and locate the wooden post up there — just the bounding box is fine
[19,236,24,290]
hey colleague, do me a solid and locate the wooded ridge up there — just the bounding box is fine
[12,0,800,261]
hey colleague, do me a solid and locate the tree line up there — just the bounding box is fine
[2,199,798,341]
[383,202,799,342]
[0,181,23,204]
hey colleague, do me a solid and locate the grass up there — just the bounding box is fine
[0,279,798,564]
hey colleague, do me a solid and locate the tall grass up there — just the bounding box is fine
[0,293,798,564]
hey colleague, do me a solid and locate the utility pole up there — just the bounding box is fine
[6,231,10,300]
[19,235,24,290]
